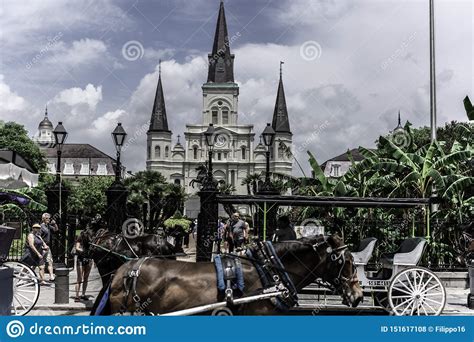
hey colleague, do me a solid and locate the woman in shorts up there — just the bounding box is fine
[74,231,93,302]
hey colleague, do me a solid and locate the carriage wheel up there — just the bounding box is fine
[5,261,41,316]
[388,267,445,316]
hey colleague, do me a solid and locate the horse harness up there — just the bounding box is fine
[246,241,299,310]
[121,257,150,315]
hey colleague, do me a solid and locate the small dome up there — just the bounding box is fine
[39,116,53,129]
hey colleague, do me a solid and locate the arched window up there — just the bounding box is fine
[193,146,198,160]
[165,146,169,158]
[211,107,218,124]
[174,179,181,185]
[241,146,246,160]
[147,146,151,159]
[278,145,284,159]
[155,145,161,158]
[222,108,229,124]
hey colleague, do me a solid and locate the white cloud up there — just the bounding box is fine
[53,84,103,110]
[89,109,126,134]
[48,39,108,67]
[0,75,28,112]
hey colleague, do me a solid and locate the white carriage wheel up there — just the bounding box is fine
[5,261,41,316]
[388,267,445,316]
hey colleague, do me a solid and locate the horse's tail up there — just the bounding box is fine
[90,280,112,316]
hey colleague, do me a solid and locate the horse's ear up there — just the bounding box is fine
[327,234,343,248]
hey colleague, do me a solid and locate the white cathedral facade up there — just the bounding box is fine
[146,2,293,216]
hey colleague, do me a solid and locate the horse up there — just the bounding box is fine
[103,234,363,315]
[81,227,177,287]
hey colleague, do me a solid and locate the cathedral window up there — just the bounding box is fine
[147,146,151,159]
[278,145,285,159]
[165,146,169,158]
[217,152,222,161]
[222,109,229,124]
[193,146,198,160]
[212,110,218,124]
[241,146,246,160]
[155,145,161,158]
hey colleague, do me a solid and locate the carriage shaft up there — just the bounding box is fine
[160,291,284,316]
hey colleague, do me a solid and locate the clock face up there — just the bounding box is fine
[215,134,227,147]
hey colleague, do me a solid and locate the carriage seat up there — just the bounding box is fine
[351,237,377,265]
[380,238,427,267]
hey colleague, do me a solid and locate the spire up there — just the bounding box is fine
[398,110,401,126]
[148,63,170,132]
[271,62,291,133]
[207,1,234,83]
[45,105,48,117]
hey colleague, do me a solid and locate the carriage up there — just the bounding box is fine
[216,194,446,316]
[0,226,41,316]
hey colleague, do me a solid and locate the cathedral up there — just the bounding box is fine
[146,2,293,216]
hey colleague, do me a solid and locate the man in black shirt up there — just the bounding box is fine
[273,215,296,242]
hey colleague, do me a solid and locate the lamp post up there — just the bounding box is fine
[261,123,275,189]
[111,122,127,182]
[203,123,217,189]
[257,123,277,241]
[53,122,68,183]
[106,123,128,233]
[196,123,219,262]
[48,122,69,264]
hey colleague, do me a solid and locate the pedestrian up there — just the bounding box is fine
[40,213,58,281]
[227,212,249,251]
[273,215,296,242]
[20,224,48,285]
[191,219,197,240]
[73,231,93,302]
[216,219,226,253]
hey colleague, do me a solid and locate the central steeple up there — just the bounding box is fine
[207,1,234,83]
[149,61,170,132]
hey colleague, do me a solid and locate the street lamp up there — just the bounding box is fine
[111,123,127,182]
[261,123,275,187]
[204,123,216,182]
[53,121,68,183]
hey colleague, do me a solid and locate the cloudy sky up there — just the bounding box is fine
[1,0,472,175]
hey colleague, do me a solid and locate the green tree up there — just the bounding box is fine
[124,170,186,232]
[0,122,47,171]
[68,176,114,219]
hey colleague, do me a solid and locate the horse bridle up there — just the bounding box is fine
[310,240,355,292]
